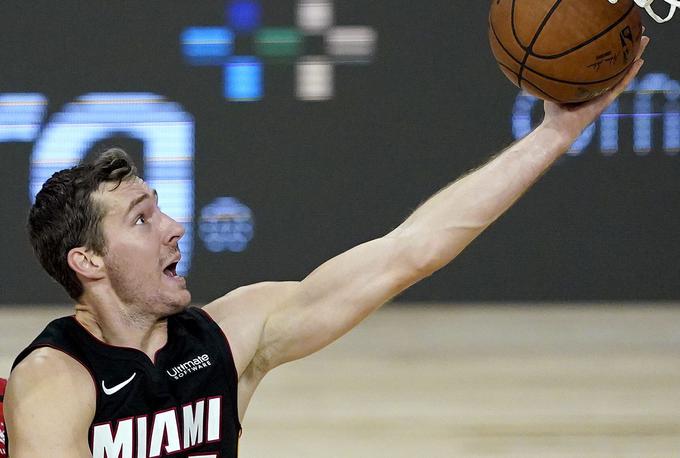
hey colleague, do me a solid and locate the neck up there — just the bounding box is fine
[74,298,169,361]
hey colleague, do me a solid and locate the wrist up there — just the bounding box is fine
[536,120,576,153]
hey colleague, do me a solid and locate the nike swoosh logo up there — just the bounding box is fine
[101,372,137,395]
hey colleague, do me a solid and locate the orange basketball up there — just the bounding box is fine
[488,0,643,103]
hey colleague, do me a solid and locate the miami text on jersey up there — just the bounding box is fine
[92,396,222,458]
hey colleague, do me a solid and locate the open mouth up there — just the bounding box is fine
[163,262,178,278]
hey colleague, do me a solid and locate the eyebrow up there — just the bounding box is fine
[126,189,158,215]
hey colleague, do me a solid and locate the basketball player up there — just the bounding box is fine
[4,36,649,457]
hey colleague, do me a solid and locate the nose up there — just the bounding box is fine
[162,212,185,246]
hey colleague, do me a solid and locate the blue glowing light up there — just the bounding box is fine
[225,57,263,101]
[199,197,255,253]
[28,93,196,275]
[181,27,234,65]
[567,123,596,157]
[181,0,377,102]
[633,73,680,155]
[0,93,47,142]
[228,0,261,32]
[511,73,680,157]
[600,101,619,155]
[512,93,538,140]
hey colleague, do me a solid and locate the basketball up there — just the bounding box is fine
[488,0,643,103]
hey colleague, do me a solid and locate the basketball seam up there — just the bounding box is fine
[523,78,569,103]
[524,60,635,85]
[492,26,566,101]
[531,3,637,59]
[510,0,531,49]
[516,0,564,88]
[497,61,567,102]
[508,1,636,58]
[490,20,636,86]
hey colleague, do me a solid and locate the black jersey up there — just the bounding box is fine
[10,307,241,458]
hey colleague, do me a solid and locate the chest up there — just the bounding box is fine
[87,343,238,457]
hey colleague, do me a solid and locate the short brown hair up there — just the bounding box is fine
[28,148,138,300]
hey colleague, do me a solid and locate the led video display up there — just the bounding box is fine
[1,0,679,303]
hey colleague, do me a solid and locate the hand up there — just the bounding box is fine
[541,34,651,143]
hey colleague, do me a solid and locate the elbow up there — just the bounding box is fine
[395,235,451,283]
[412,249,449,279]
[395,227,479,282]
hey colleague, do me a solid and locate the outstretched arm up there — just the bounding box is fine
[208,38,648,405]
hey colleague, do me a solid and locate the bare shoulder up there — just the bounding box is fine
[6,347,95,456]
[203,281,300,323]
[8,346,96,414]
[10,346,94,392]
[202,281,300,375]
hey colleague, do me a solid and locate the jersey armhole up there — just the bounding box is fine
[6,344,99,455]
[192,306,242,434]
[11,344,100,408]
[193,308,239,377]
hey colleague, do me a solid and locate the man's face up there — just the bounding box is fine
[96,178,191,315]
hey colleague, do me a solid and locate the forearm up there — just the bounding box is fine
[247,123,573,369]
[390,123,573,273]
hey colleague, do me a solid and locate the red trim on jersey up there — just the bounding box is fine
[69,316,170,366]
[0,378,6,458]
[148,406,181,457]
[91,416,135,458]
[205,396,223,445]
[136,414,150,458]
[194,309,239,387]
[180,398,206,450]
[152,344,166,365]
[194,308,242,436]
[15,344,100,409]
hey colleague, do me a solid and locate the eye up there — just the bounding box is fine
[135,214,147,225]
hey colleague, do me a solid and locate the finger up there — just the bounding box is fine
[637,36,650,59]
[586,58,644,111]
[584,35,648,109]
[606,58,645,101]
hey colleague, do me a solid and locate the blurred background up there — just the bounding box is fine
[1,0,679,303]
[1,1,679,456]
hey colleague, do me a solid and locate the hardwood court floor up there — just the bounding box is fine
[2,304,680,457]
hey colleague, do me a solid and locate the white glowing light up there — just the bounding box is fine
[326,26,377,61]
[297,57,334,101]
[297,0,334,33]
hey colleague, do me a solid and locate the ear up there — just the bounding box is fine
[67,247,105,281]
